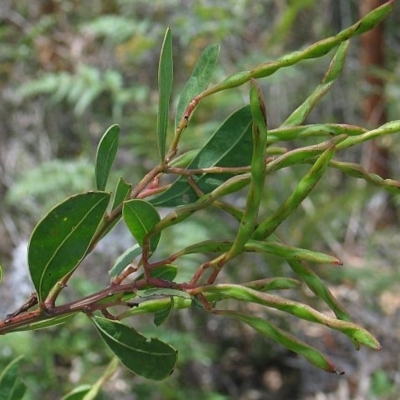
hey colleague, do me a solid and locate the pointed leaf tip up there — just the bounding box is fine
[95,124,120,191]
[93,317,177,380]
[28,191,110,301]
[123,199,161,252]
[157,27,173,161]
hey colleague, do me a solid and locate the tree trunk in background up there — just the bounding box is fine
[360,0,396,228]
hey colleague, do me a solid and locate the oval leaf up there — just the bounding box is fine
[93,317,177,380]
[175,43,220,128]
[123,199,161,252]
[157,27,173,161]
[28,192,110,301]
[95,124,120,191]
[152,105,253,207]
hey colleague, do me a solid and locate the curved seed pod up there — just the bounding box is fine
[265,135,346,175]
[253,145,335,240]
[286,258,350,321]
[337,119,400,150]
[205,285,381,350]
[223,80,268,261]
[330,159,400,195]
[216,309,342,374]
[282,41,349,127]
[196,2,393,98]
[244,240,342,265]
[268,124,366,144]
[147,174,251,239]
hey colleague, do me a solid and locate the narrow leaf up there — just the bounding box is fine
[175,43,220,128]
[152,105,253,207]
[111,177,131,211]
[28,192,110,302]
[0,356,27,400]
[93,317,177,380]
[157,27,173,161]
[95,125,120,191]
[108,244,142,278]
[123,199,161,251]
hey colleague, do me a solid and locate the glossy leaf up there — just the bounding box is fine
[95,124,120,191]
[175,43,220,128]
[123,199,161,251]
[0,356,26,400]
[152,105,253,207]
[150,264,178,281]
[28,192,110,301]
[111,177,131,211]
[93,317,177,380]
[157,27,173,161]
[108,244,142,278]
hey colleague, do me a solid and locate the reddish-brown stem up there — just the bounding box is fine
[166,166,250,175]
[0,278,198,334]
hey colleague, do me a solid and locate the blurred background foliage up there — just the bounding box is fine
[1,0,400,399]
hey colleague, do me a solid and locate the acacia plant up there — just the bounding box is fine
[1,1,399,395]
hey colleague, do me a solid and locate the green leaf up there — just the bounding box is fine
[123,199,161,251]
[61,385,91,400]
[152,105,253,207]
[95,124,120,191]
[0,264,2,284]
[93,317,177,380]
[108,244,142,278]
[157,27,173,161]
[111,177,131,211]
[153,298,174,326]
[0,356,27,400]
[175,43,220,128]
[150,264,178,281]
[28,192,110,302]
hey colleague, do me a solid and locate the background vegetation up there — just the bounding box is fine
[1,1,400,399]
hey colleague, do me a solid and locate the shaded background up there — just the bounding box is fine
[1,0,400,399]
